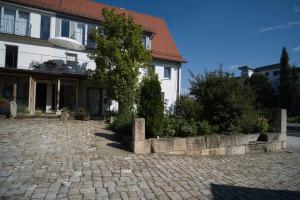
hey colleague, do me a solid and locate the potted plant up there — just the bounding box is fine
[76,107,90,121]
[61,108,69,121]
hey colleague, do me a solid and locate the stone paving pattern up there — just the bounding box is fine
[0,119,300,200]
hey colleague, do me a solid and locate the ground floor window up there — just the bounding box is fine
[5,45,18,68]
[0,75,29,112]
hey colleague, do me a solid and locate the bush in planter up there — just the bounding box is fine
[190,68,259,132]
[76,107,90,121]
[161,116,200,137]
[237,110,269,134]
[197,120,215,135]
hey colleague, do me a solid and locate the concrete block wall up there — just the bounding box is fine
[131,109,287,155]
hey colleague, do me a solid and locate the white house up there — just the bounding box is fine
[0,0,185,116]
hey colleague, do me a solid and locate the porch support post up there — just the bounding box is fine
[56,78,61,114]
[12,83,17,102]
[28,76,36,115]
[75,79,79,111]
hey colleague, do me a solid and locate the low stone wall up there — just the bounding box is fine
[131,109,287,155]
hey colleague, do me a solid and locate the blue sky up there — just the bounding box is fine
[96,0,300,91]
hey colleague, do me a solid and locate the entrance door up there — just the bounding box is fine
[87,88,102,117]
[36,83,47,111]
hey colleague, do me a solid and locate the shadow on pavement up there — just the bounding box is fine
[211,184,300,200]
[94,132,130,152]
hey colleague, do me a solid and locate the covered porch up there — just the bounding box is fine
[0,68,114,117]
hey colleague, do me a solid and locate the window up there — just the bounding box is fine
[141,36,146,48]
[66,53,77,68]
[161,92,165,102]
[40,15,50,40]
[61,20,70,37]
[3,8,16,34]
[17,11,29,36]
[76,23,85,45]
[273,71,279,76]
[164,67,171,79]
[265,72,269,76]
[5,45,18,68]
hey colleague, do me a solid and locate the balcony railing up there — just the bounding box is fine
[0,18,31,37]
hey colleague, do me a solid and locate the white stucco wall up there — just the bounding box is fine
[153,60,181,108]
[137,60,181,109]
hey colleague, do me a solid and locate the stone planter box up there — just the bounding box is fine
[131,110,287,155]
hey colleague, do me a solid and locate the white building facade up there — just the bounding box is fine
[239,64,300,91]
[0,0,185,116]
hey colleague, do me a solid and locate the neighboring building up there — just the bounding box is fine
[239,63,300,91]
[0,0,185,116]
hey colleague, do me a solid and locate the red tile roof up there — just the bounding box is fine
[7,0,185,63]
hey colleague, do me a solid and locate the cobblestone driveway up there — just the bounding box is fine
[0,119,300,200]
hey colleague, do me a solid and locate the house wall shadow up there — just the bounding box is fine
[211,183,300,200]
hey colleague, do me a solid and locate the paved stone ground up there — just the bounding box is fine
[287,124,300,154]
[0,119,300,200]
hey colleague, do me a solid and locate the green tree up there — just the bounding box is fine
[278,47,298,110]
[245,74,277,108]
[89,8,152,129]
[138,71,164,138]
[174,95,203,121]
[189,68,256,132]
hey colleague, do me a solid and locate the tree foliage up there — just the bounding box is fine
[278,47,298,110]
[174,95,203,121]
[189,68,257,132]
[245,74,277,108]
[138,71,164,138]
[89,8,152,117]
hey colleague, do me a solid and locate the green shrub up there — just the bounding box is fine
[110,111,135,135]
[238,111,269,134]
[190,68,258,132]
[197,120,214,135]
[138,71,164,138]
[176,118,198,137]
[161,115,177,137]
[174,95,203,120]
[161,116,210,137]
